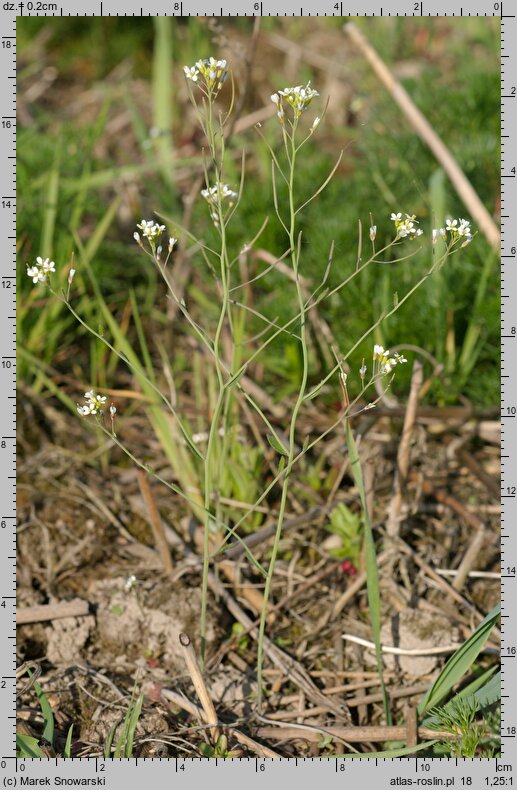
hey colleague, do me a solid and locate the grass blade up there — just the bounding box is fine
[104,721,117,758]
[125,692,144,757]
[16,734,45,758]
[63,724,74,758]
[152,17,175,191]
[418,603,500,715]
[33,678,54,747]
[40,147,60,257]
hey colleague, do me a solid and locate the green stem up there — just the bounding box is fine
[256,122,310,709]
[199,102,230,664]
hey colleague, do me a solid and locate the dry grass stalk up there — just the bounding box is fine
[179,632,219,743]
[136,468,174,575]
[344,23,500,251]
[161,688,281,758]
[452,525,487,592]
[386,360,423,538]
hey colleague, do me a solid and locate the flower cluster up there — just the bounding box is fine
[201,182,238,226]
[77,390,107,417]
[135,220,166,243]
[391,212,423,240]
[373,344,407,375]
[271,82,319,123]
[441,217,473,245]
[27,256,55,285]
[183,57,228,96]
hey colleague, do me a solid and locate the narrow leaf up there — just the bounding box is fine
[267,433,289,456]
[418,603,500,715]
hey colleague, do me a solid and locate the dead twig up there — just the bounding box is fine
[405,706,418,754]
[256,724,457,744]
[17,598,90,626]
[455,446,500,499]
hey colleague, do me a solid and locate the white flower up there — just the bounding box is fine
[201,182,238,226]
[77,390,107,417]
[439,227,447,238]
[443,217,474,244]
[201,183,238,205]
[38,257,55,275]
[359,363,367,381]
[369,225,377,241]
[373,345,407,376]
[68,268,76,285]
[183,65,199,82]
[457,218,472,237]
[311,116,321,132]
[27,265,43,284]
[124,574,137,592]
[136,220,166,242]
[391,212,422,240]
[110,405,117,417]
[432,229,438,245]
[168,237,177,252]
[271,81,319,122]
[185,57,228,95]
[26,257,55,285]
[133,231,140,243]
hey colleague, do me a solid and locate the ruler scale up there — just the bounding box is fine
[4,2,510,786]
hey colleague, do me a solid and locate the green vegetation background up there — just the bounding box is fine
[17,17,500,406]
